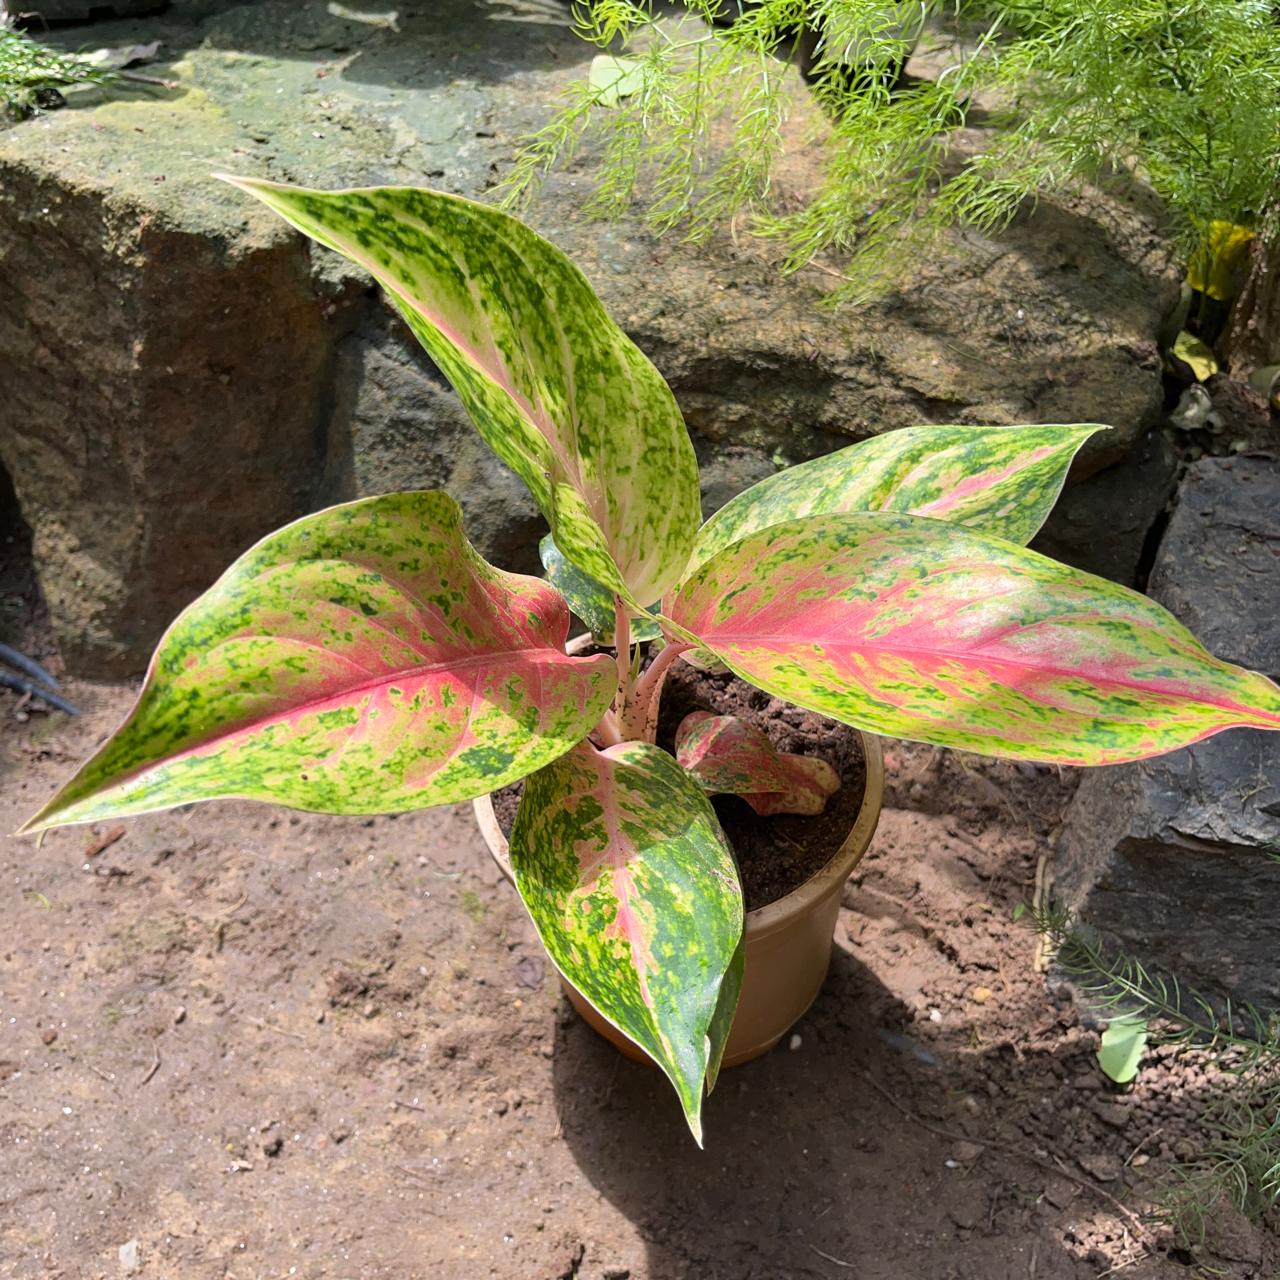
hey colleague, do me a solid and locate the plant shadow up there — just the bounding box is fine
[30,0,594,100]
[550,944,1120,1280]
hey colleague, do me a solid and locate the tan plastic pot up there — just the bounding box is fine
[472,724,884,1071]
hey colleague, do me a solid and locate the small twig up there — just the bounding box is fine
[1032,852,1053,973]
[393,1099,427,1113]
[808,1243,856,1269]
[84,826,126,859]
[138,1043,161,1086]
[1124,1127,1161,1168]
[206,891,249,921]
[82,1059,116,1083]
[244,1016,305,1041]
[117,69,177,89]
[1094,1252,1151,1278]
[863,1071,1149,1241]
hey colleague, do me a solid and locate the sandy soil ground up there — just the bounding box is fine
[2,669,1277,1280]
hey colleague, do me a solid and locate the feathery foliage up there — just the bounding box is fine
[1038,908,1280,1242]
[500,0,1280,301]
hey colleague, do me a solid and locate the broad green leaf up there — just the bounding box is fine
[589,53,645,107]
[669,512,1280,766]
[539,534,661,644]
[704,936,745,1096]
[675,711,840,816]
[689,424,1103,575]
[221,175,700,606]
[22,492,616,834]
[510,739,744,1143]
[1097,1015,1148,1084]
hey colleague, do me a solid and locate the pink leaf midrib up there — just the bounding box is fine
[705,631,1280,723]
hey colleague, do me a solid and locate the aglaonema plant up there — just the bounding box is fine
[21,178,1280,1143]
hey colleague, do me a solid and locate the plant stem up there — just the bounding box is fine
[613,597,631,694]
[626,639,692,744]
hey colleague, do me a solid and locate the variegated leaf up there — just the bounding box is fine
[22,492,616,833]
[676,711,841,816]
[539,534,661,643]
[510,739,744,1142]
[222,176,700,606]
[689,424,1103,575]
[669,513,1280,766]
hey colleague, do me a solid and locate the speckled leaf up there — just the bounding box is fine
[221,175,700,606]
[690,424,1103,575]
[676,711,841,816]
[670,513,1280,765]
[539,535,661,644]
[510,739,744,1142]
[22,492,616,834]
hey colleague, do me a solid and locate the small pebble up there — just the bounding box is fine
[172,1006,186,1026]
[41,1029,58,1046]
[788,1033,802,1051]
[1078,1152,1122,1182]
[971,986,994,1004]
[118,1239,140,1274]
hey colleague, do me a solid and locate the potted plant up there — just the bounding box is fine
[21,178,1280,1144]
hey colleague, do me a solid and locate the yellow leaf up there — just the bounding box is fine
[1187,221,1254,301]
[1171,330,1219,382]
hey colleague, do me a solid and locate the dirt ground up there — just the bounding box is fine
[1,533,1277,1280]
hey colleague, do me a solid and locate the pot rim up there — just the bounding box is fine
[471,639,885,943]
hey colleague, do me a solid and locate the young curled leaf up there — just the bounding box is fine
[670,512,1280,766]
[221,176,700,608]
[539,534,661,644]
[22,492,616,833]
[690,423,1103,576]
[676,711,840,817]
[510,739,744,1143]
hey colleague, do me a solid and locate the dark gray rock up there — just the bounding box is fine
[321,309,545,576]
[0,163,361,676]
[1031,430,1179,586]
[1146,455,1280,679]
[1054,456,1280,1009]
[0,0,1180,674]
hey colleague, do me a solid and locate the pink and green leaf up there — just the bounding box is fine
[690,424,1103,575]
[676,711,841,816]
[670,512,1280,766]
[221,176,700,607]
[21,492,616,834]
[509,740,744,1142]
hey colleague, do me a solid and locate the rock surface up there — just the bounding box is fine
[0,0,1178,674]
[1054,456,1280,1008]
[1030,429,1179,586]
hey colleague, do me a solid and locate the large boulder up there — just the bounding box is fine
[1030,429,1179,586]
[0,0,1179,675]
[1054,456,1280,1008]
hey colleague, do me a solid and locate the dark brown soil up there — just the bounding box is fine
[657,657,867,908]
[492,655,867,912]
[3,658,1277,1278]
